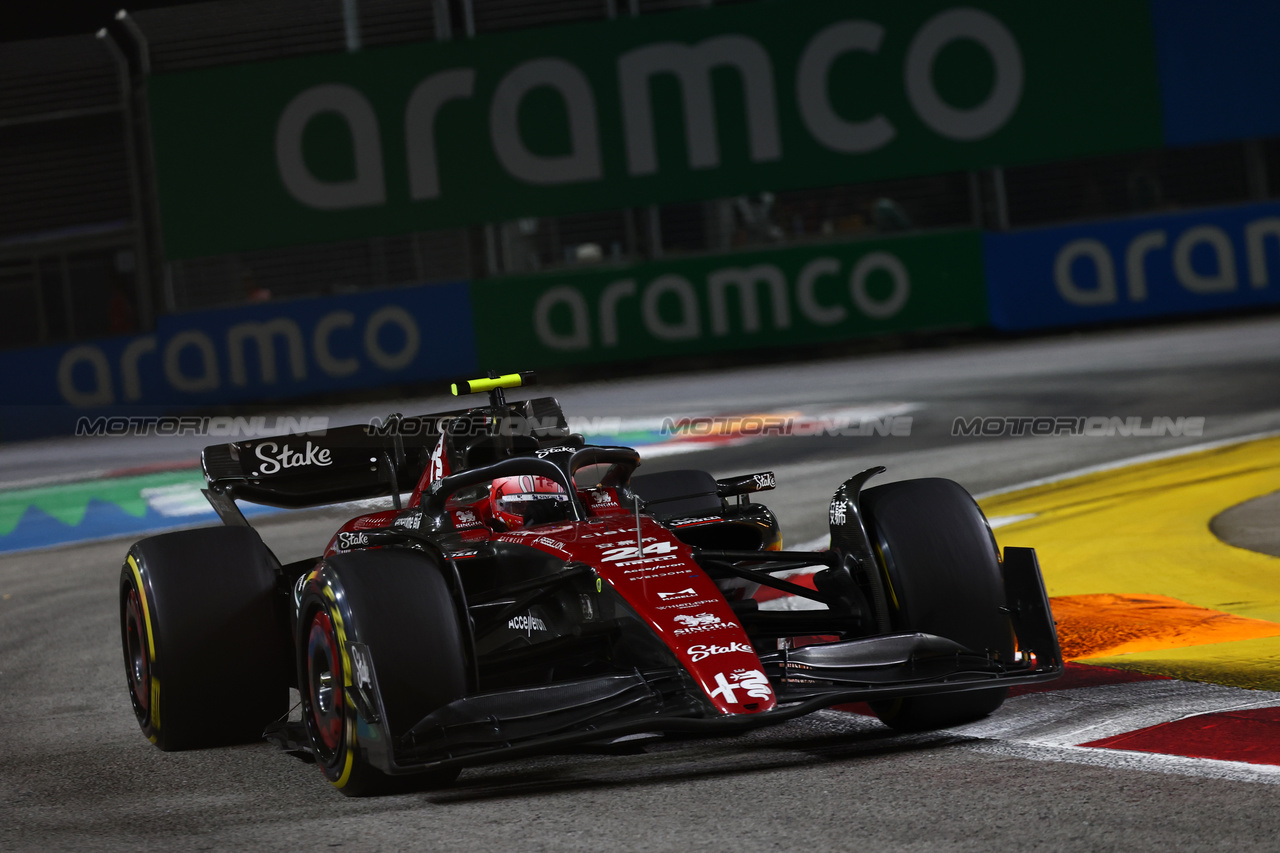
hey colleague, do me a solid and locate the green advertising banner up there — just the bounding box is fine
[149,0,1160,259]
[471,230,985,368]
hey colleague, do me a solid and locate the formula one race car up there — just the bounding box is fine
[119,372,1061,795]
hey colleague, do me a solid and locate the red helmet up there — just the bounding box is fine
[489,475,569,530]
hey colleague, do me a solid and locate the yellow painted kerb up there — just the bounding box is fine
[981,435,1280,690]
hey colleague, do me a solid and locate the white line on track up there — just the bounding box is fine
[964,738,1280,786]
[988,513,1038,528]
[973,426,1280,500]
[779,513,1280,784]
[941,680,1280,785]
[819,676,1280,785]
[956,680,1280,747]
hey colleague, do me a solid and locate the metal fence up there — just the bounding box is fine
[0,34,145,346]
[0,0,1274,347]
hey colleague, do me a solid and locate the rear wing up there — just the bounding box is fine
[201,418,438,508]
[200,396,570,509]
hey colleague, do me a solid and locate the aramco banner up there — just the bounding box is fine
[148,0,1160,258]
[0,282,475,426]
[471,229,986,368]
[985,200,1280,330]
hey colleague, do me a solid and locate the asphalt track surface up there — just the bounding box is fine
[4,315,1280,851]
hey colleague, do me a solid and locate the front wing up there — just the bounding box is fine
[268,547,1061,775]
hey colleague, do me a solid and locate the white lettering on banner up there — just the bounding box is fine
[313,311,359,377]
[270,11,1024,203]
[57,345,115,406]
[850,252,910,319]
[598,280,635,347]
[491,58,602,186]
[619,36,780,176]
[1246,218,1280,288]
[642,275,701,341]
[55,305,424,405]
[904,9,1023,141]
[1056,239,1117,306]
[1050,213,1280,309]
[364,306,420,370]
[531,253,913,351]
[121,337,158,401]
[796,258,845,325]
[228,318,307,386]
[1173,226,1236,294]
[708,266,791,335]
[276,84,386,210]
[797,22,895,155]
[1124,230,1165,303]
[254,440,334,474]
[406,69,477,200]
[535,287,591,351]
[164,330,220,393]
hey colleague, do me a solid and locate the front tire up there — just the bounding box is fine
[120,527,289,750]
[298,550,469,796]
[860,478,1014,731]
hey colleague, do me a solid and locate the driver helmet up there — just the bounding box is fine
[489,475,569,530]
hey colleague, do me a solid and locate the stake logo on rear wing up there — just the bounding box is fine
[201,419,440,509]
[716,471,777,498]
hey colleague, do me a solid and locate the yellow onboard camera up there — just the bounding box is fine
[451,371,537,405]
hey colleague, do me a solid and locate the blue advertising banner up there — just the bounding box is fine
[1152,0,1280,146]
[985,200,1280,331]
[0,281,476,439]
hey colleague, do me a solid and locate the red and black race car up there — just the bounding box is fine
[119,372,1061,795]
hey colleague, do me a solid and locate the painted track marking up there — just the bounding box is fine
[982,434,1280,690]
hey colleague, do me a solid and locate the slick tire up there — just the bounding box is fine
[120,527,290,750]
[298,549,468,796]
[860,478,1014,731]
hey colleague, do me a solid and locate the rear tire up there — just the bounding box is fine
[860,478,1013,731]
[298,550,469,796]
[119,527,289,750]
